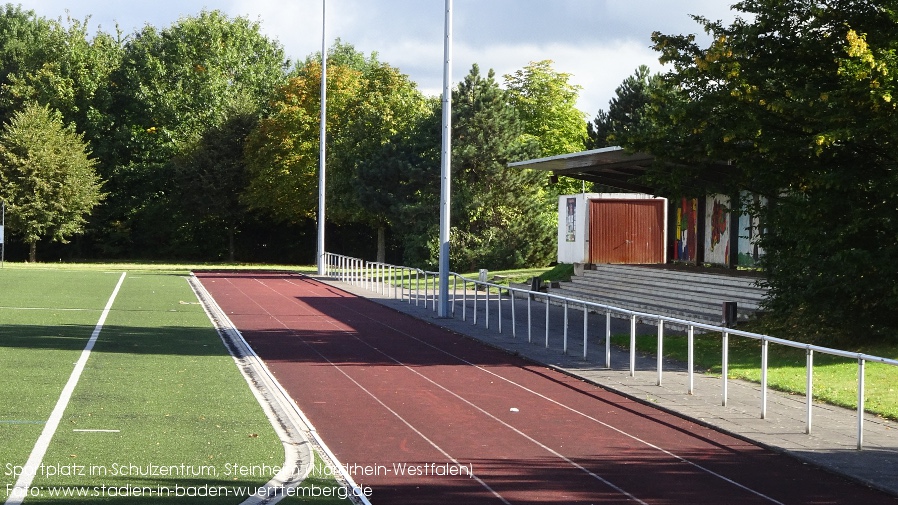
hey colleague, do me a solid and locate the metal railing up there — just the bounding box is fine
[323,252,898,450]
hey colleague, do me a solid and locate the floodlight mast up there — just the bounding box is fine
[437,0,452,318]
[316,0,327,276]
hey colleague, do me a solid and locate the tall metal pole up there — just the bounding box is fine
[437,0,453,318]
[316,0,327,275]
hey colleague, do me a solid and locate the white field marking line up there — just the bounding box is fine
[0,306,95,311]
[214,275,372,505]
[307,278,787,505]
[239,275,508,505]
[5,272,126,505]
[280,280,646,504]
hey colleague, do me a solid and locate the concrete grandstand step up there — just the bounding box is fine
[550,287,731,326]
[569,273,764,302]
[587,264,764,291]
[575,270,764,304]
[567,277,764,310]
[556,284,760,319]
[549,264,768,327]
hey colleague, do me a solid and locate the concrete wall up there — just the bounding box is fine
[557,193,600,264]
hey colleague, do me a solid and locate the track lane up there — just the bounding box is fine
[197,272,897,505]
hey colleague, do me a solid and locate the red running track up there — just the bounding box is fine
[196,272,896,505]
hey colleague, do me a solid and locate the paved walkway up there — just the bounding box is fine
[322,277,898,498]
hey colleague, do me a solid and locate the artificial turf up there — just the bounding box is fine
[1,267,348,503]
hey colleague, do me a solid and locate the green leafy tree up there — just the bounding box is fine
[626,0,898,335]
[450,64,553,271]
[97,10,288,257]
[2,13,122,147]
[243,55,362,223]
[245,41,431,263]
[171,108,257,261]
[504,60,586,156]
[355,65,557,270]
[505,60,588,203]
[0,4,55,121]
[0,103,104,261]
[336,51,431,262]
[588,65,661,148]
[352,96,441,266]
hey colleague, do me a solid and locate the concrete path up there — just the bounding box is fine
[322,278,898,498]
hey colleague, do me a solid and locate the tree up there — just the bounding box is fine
[96,10,288,258]
[0,4,55,121]
[0,103,104,261]
[242,56,363,223]
[2,13,123,148]
[449,64,553,271]
[505,60,588,203]
[336,51,430,262]
[625,0,898,335]
[352,96,442,266]
[244,41,431,263]
[171,108,257,261]
[504,60,586,156]
[588,65,661,148]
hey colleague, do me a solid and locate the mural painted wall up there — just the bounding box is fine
[737,192,766,267]
[673,197,698,263]
[704,194,730,265]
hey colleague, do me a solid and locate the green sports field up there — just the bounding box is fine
[0,266,347,504]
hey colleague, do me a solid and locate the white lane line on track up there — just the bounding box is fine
[288,277,786,505]
[5,272,126,505]
[256,276,638,504]
[213,275,376,505]
[233,275,510,505]
[278,278,646,504]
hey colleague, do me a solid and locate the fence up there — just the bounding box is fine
[323,252,898,450]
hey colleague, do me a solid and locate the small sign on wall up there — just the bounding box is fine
[565,198,576,242]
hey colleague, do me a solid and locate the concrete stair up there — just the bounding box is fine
[549,264,768,327]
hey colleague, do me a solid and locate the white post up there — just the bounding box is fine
[582,305,588,359]
[605,311,611,369]
[761,339,768,418]
[687,325,695,394]
[722,331,729,406]
[437,0,453,318]
[858,358,865,450]
[806,348,814,434]
[629,315,637,377]
[562,300,568,354]
[316,0,327,276]
[657,318,664,386]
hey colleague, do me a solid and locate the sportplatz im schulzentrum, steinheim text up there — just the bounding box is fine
[5,461,474,479]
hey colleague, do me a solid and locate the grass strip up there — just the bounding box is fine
[611,330,898,421]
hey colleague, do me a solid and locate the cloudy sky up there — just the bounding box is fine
[20,0,743,117]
